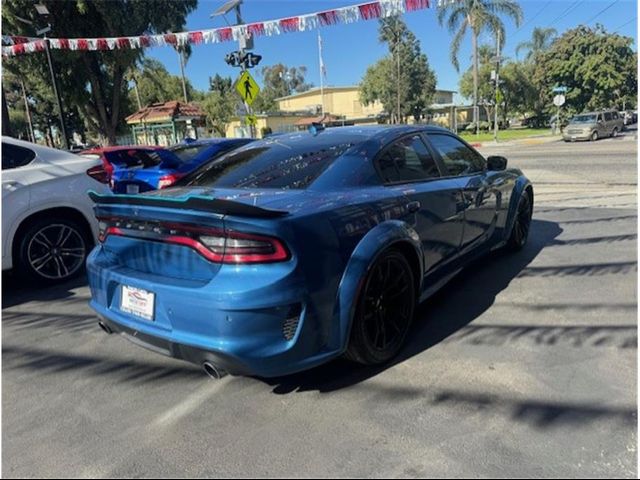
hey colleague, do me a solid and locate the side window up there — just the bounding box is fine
[377,134,441,183]
[1,142,36,170]
[612,112,619,120]
[604,112,612,121]
[427,134,485,177]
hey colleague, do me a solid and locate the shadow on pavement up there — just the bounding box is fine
[2,271,89,310]
[260,218,566,394]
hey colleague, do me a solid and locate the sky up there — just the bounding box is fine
[148,0,639,103]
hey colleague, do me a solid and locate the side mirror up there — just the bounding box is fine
[487,156,507,171]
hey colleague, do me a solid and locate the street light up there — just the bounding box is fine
[23,3,69,149]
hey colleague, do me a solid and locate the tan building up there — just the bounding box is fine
[225,85,459,138]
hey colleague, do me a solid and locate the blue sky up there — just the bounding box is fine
[148,0,638,102]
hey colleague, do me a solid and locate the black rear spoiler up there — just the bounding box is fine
[88,191,288,219]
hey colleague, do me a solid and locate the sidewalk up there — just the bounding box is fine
[468,134,561,148]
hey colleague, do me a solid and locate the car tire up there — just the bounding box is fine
[345,249,416,366]
[506,191,533,251]
[612,127,618,138]
[16,216,90,284]
[591,131,599,141]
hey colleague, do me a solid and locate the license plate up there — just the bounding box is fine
[126,184,139,194]
[571,136,576,140]
[121,285,155,321]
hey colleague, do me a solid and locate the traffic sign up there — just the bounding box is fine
[553,94,566,107]
[245,114,257,126]
[235,70,260,105]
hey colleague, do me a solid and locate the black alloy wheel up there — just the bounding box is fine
[17,218,89,283]
[507,192,533,251]
[346,250,416,365]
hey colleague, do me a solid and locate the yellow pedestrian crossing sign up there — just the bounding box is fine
[246,114,257,126]
[235,70,260,105]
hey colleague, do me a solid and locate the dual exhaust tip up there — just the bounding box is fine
[202,361,227,380]
[97,320,227,380]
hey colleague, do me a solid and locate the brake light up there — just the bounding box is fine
[157,173,184,189]
[87,164,110,184]
[97,218,289,264]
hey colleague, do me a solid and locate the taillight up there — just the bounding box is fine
[157,173,184,189]
[97,218,289,264]
[87,165,110,184]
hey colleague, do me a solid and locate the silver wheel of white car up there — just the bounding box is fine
[18,218,89,283]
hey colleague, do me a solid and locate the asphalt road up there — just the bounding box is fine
[3,133,637,478]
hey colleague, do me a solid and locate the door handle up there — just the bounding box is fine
[406,201,421,213]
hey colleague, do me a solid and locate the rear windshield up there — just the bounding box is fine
[571,115,597,123]
[168,144,213,163]
[182,140,354,189]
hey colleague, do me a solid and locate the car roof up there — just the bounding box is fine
[252,125,452,146]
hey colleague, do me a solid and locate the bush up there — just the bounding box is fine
[479,121,491,131]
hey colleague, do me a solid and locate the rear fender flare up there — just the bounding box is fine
[329,220,423,353]
[504,178,533,240]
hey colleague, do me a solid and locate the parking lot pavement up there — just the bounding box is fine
[2,139,637,478]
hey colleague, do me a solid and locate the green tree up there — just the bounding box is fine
[202,74,239,137]
[437,0,523,131]
[131,58,196,107]
[251,64,312,113]
[2,0,197,145]
[534,25,637,114]
[360,16,436,123]
[516,27,557,60]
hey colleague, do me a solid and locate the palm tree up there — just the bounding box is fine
[516,27,557,60]
[174,44,192,103]
[438,0,523,133]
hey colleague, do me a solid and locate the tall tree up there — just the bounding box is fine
[131,58,196,107]
[202,75,239,137]
[516,27,557,60]
[251,64,312,113]
[2,0,197,145]
[360,16,436,123]
[534,25,637,114]
[437,0,523,132]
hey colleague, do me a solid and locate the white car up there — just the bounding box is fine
[2,137,111,283]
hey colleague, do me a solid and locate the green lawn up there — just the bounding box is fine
[459,128,554,143]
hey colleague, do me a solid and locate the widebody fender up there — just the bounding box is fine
[328,219,422,353]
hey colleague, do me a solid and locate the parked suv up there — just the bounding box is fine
[564,110,623,142]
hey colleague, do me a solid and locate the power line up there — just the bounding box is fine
[584,0,621,25]
[613,16,637,33]
[546,0,585,28]
[513,0,553,39]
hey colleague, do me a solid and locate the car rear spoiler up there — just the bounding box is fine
[88,191,288,218]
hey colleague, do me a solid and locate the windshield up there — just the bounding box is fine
[181,140,354,189]
[105,149,168,168]
[571,115,597,124]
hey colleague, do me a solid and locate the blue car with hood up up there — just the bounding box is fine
[87,125,533,379]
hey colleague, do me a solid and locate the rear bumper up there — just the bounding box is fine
[87,247,341,377]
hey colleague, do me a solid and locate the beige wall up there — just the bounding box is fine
[225,115,303,139]
[277,87,383,120]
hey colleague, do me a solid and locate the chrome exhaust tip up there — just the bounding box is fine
[202,361,227,380]
[98,321,113,335]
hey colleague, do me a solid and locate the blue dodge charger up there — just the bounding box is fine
[87,125,533,378]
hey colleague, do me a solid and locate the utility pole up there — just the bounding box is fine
[493,30,500,143]
[43,37,69,149]
[20,78,35,142]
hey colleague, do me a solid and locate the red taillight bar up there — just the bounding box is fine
[97,219,289,264]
